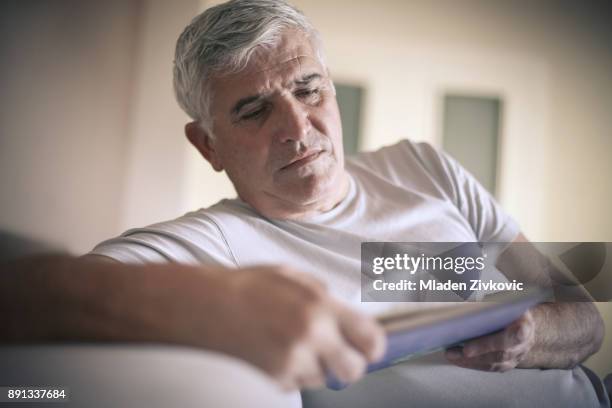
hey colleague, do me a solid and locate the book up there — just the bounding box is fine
[326,288,548,390]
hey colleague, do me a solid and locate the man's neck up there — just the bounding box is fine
[245,173,351,221]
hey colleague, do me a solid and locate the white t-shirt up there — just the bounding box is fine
[90,140,605,407]
[92,140,518,299]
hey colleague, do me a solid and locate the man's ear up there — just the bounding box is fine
[185,122,224,172]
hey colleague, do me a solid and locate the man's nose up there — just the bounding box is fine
[273,97,311,144]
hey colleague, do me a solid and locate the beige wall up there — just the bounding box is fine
[120,0,201,230]
[0,1,141,253]
[0,1,201,254]
[1,0,610,376]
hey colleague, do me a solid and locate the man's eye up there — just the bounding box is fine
[295,88,320,101]
[241,107,266,120]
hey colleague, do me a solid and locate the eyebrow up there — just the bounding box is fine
[230,73,323,116]
[295,73,322,86]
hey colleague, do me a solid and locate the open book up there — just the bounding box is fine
[326,288,548,390]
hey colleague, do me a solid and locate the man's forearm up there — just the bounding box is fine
[520,302,604,369]
[0,255,386,389]
[0,255,223,345]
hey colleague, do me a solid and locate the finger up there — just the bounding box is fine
[513,311,535,342]
[321,338,367,384]
[290,343,325,390]
[277,376,299,392]
[333,300,386,363]
[446,349,519,372]
[462,323,526,358]
[449,357,515,372]
[298,374,325,390]
[297,358,326,390]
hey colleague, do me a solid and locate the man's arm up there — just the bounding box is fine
[0,255,385,389]
[445,233,604,371]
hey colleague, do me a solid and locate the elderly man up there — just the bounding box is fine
[4,0,605,407]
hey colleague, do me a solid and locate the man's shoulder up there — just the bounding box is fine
[133,202,229,237]
[126,199,265,250]
[142,198,258,232]
[89,200,256,266]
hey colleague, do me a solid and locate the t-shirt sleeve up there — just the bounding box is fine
[407,141,521,243]
[88,212,237,267]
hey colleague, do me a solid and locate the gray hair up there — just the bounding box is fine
[173,0,326,133]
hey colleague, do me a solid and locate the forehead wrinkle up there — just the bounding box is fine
[252,54,310,74]
[248,56,321,93]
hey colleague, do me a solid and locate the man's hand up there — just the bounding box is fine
[445,301,603,371]
[445,310,536,372]
[446,232,605,372]
[176,265,386,390]
[1,257,386,391]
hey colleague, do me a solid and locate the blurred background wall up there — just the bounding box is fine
[1,0,610,376]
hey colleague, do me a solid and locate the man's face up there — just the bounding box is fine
[190,29,346,218]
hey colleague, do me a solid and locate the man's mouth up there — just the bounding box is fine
[280,150,324,171]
